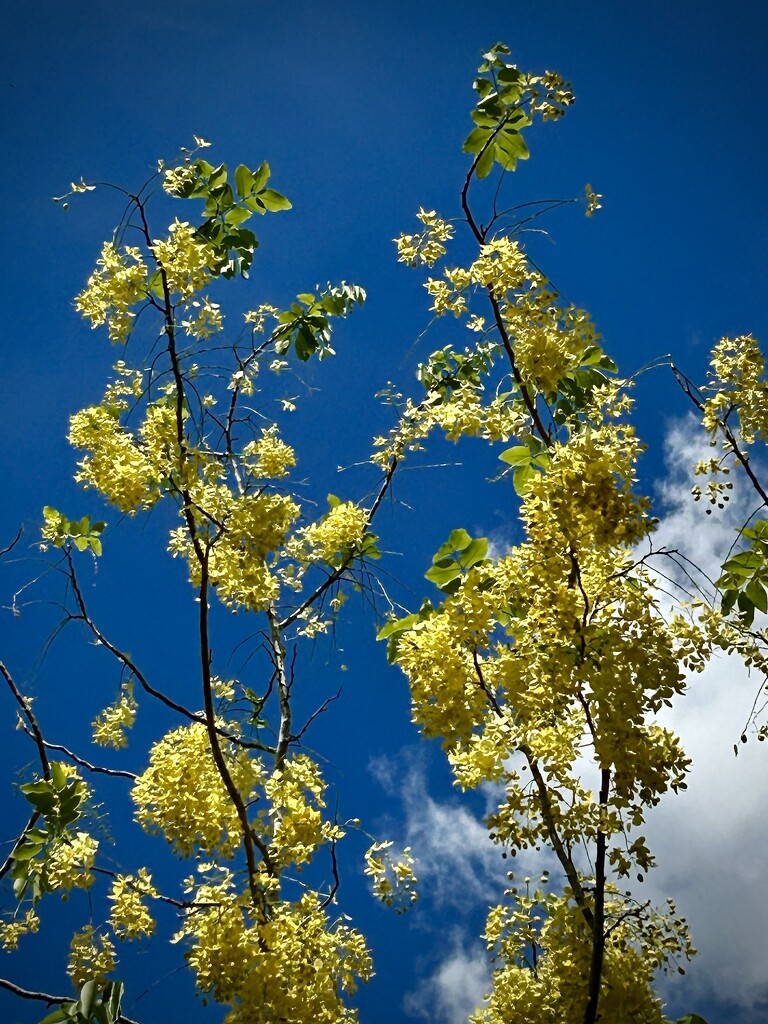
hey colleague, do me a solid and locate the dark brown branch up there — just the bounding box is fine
[0,811,39,882]
[0,526,23,559]
[320,833,341,910]
[584,766,611,1024]
[519,744,593,930]
[460,144,552,445]
[291,689,341,745]
[0,977,140,1024]
[672,363,768,508]
[65,556,273,754]
[471,648,503,716]
[0,658,50,779]
[29,734,136,780]
[133,195,277,917]
[268,606,292,770]
[278,451,400,631]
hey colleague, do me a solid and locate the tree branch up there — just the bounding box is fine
[0,977,140,1024]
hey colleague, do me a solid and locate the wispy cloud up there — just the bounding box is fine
[403,930,490,1024]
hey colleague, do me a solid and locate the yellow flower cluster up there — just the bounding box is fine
[75,241,148,343]
[0,909,40,951]
[45,831,99,893]
[151,220,213,299]
[396,577,498,743]
[424,238,528,318]
[474,888,692,1024]
[178,880,372,1024]
[181,297,224,338]
[504,295,599,396]
[69,403,157,514]
[527,69,575,121]
[137,399,180,481]
[264,755,343,868]
[109,868,158,939]
[585,182,603,217]
[470,238,529,299]
[363,841,418,913]
[428,387,527,443]
[394,397,697,874]
[289,501,368,564]
[242,426,296,479]
[394,208,454,267]
[168,483,298,611]
[67,925,116,988]
[243,304,279,331]
[92,685,137,748]
[132,722,263,858]
[521,419,651,551]
[703,334,768,444]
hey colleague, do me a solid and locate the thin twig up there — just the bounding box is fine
[0,658,50,779]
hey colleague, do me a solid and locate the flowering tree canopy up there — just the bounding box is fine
[1,43,766,1024]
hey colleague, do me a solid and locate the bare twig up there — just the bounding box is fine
[0,658,50,779]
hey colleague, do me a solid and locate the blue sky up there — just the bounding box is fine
[1,2,768,1022]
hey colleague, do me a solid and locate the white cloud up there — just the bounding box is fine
[403,931,490,1024]
[369,750,508,908]
[637,417,768,1014]
[369,750,557,911]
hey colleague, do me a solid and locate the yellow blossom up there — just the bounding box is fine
[0,909,40,951]
[395,208,454,267]
[92,685,137,748]
[109,868,158,940]
[242,426,296,479]
[132,722,263,858]
[288,501,368,564]
[181,297,224,338]
[67,926,116,989]
[45,832,99,893]
[75,241,148,343]
[151,220,213,299]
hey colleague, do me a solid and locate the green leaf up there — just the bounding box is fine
[377,601,434,664]
[106,982,124,1021]
[425,563,462,587]
[436,529,472,556]
[38,1008,72,1024]
[259,188,292,212]
[497,65,523,85]
[495,128,529,170]
[207,163,228,189]
[475,143,496,180]
[737,591,756,628]
[250,161,270,193]
[675,1015,709,1024]
[377,614,420,642]
[52,762,68,790]
[499,446,531,467]
[21,780,57,813]
[745,578,768,614]
[459,537,489,568]
[234,163,255,198]
[79,981,97,1019]
[513,463,536,496]
[11,839,45,861]
[463,125,492,154]
[224,206,252,227]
